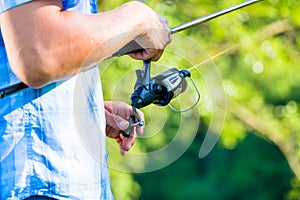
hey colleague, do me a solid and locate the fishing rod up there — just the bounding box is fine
[0,0,262,103]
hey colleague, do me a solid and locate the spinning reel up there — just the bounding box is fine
[130,60,200,110]
[121,60,200,137]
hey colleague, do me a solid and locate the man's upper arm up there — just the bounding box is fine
[0,1,64,87]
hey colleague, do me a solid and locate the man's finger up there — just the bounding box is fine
[122,132,136,151]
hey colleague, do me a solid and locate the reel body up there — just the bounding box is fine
[130,60,191,109]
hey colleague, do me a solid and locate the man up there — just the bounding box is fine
[0,0,171,199]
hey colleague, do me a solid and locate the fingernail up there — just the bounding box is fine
[119,120,128,130]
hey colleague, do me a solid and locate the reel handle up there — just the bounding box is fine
[121,116,136,138]
[121,107,144,137]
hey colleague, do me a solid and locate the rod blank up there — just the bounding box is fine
[171,0,263,34]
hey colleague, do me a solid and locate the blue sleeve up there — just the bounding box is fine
[0,0,79,13]
[62,0,79,11]
[0,0,32,13]
[1,0,96,13]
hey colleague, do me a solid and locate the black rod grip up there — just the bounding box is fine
[0,82,28,99]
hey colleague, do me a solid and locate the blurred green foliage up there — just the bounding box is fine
[98,0,300,199]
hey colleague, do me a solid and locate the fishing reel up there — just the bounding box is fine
[122,60,200,137]
[130,60,199,110]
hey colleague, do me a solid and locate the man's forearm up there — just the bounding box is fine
[0,1,170,88]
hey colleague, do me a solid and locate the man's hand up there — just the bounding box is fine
[123,1,172,61]
[104,101,144,155]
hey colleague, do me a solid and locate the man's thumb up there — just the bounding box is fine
[105,111,129,130]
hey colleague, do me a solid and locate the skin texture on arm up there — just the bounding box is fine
[0,0,171,88]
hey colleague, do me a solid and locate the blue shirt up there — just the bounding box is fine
[0,1,114,199]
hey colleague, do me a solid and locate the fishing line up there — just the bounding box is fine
[187,44,239,72]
